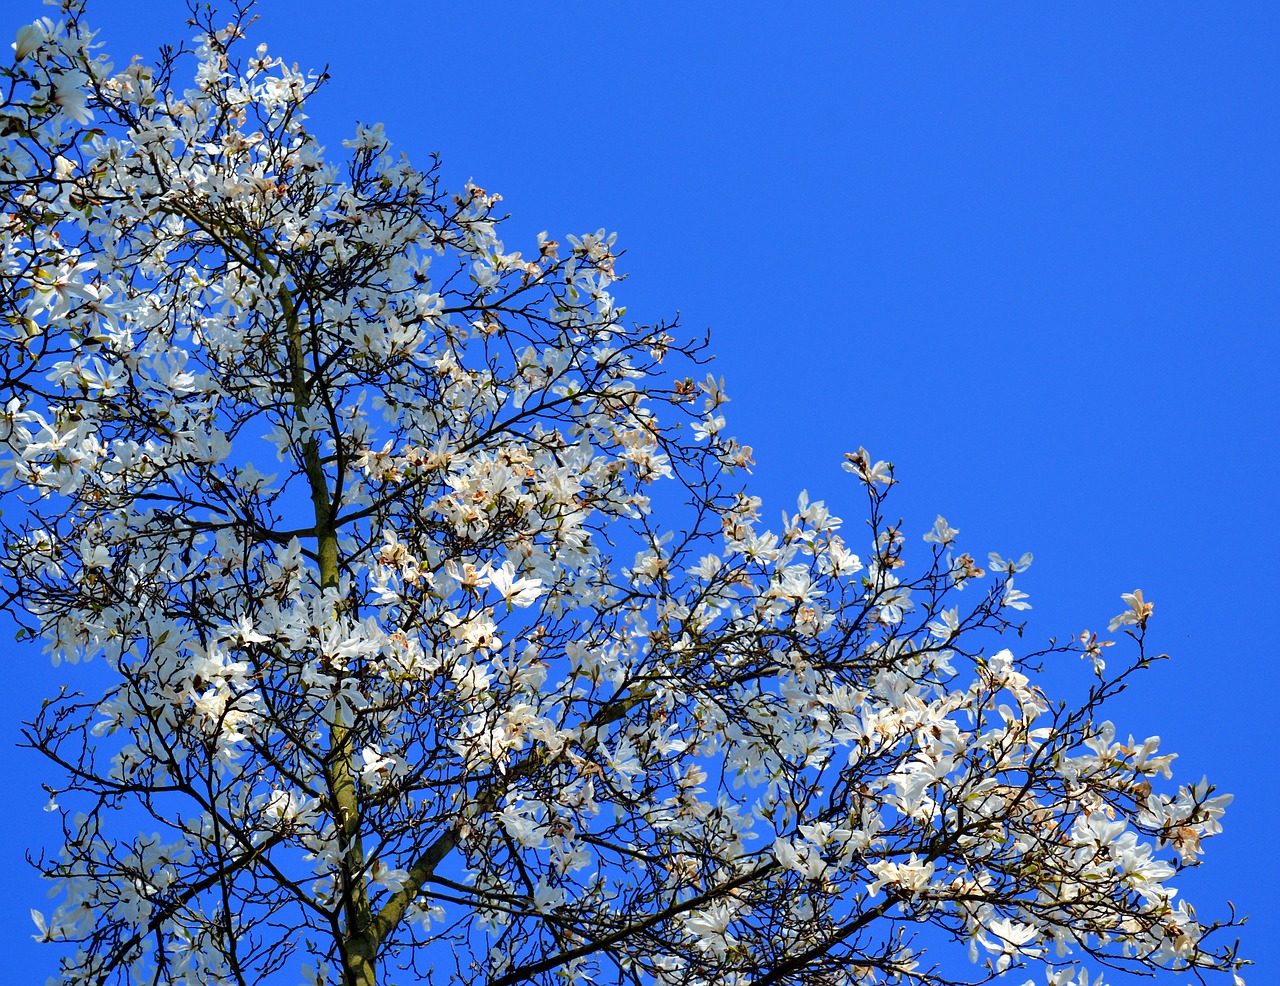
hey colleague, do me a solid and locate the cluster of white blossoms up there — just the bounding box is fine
[1,3,1244,986]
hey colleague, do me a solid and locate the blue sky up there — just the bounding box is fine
[5,1,1277,982]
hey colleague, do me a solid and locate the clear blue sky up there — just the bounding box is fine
[6,1,1277,982]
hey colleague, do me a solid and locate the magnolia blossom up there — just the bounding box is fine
[489,560,544,608]
[683,903,740,959]
[14,22,45,60]
[924,514,959,546]
[977,918,1043,974]
[1109,588,1155,631]
[866,854,936,897]
[50,67,93,124]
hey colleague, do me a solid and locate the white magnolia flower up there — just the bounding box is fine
[1003,579,1032,611]
[531,879,564,914]
[1108,589,1154,632]
[51,69,93,125]
[988,550,1033,575]
[14,21,46,60]
[357,747,397,788]
[31,908,51,942]
[684,903,738,958]
[923,515,959,546]
[489,560,543,608]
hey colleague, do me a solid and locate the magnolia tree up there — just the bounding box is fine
[0,4,1247,986]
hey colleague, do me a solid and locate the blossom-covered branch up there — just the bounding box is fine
[1,3,1245,986]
